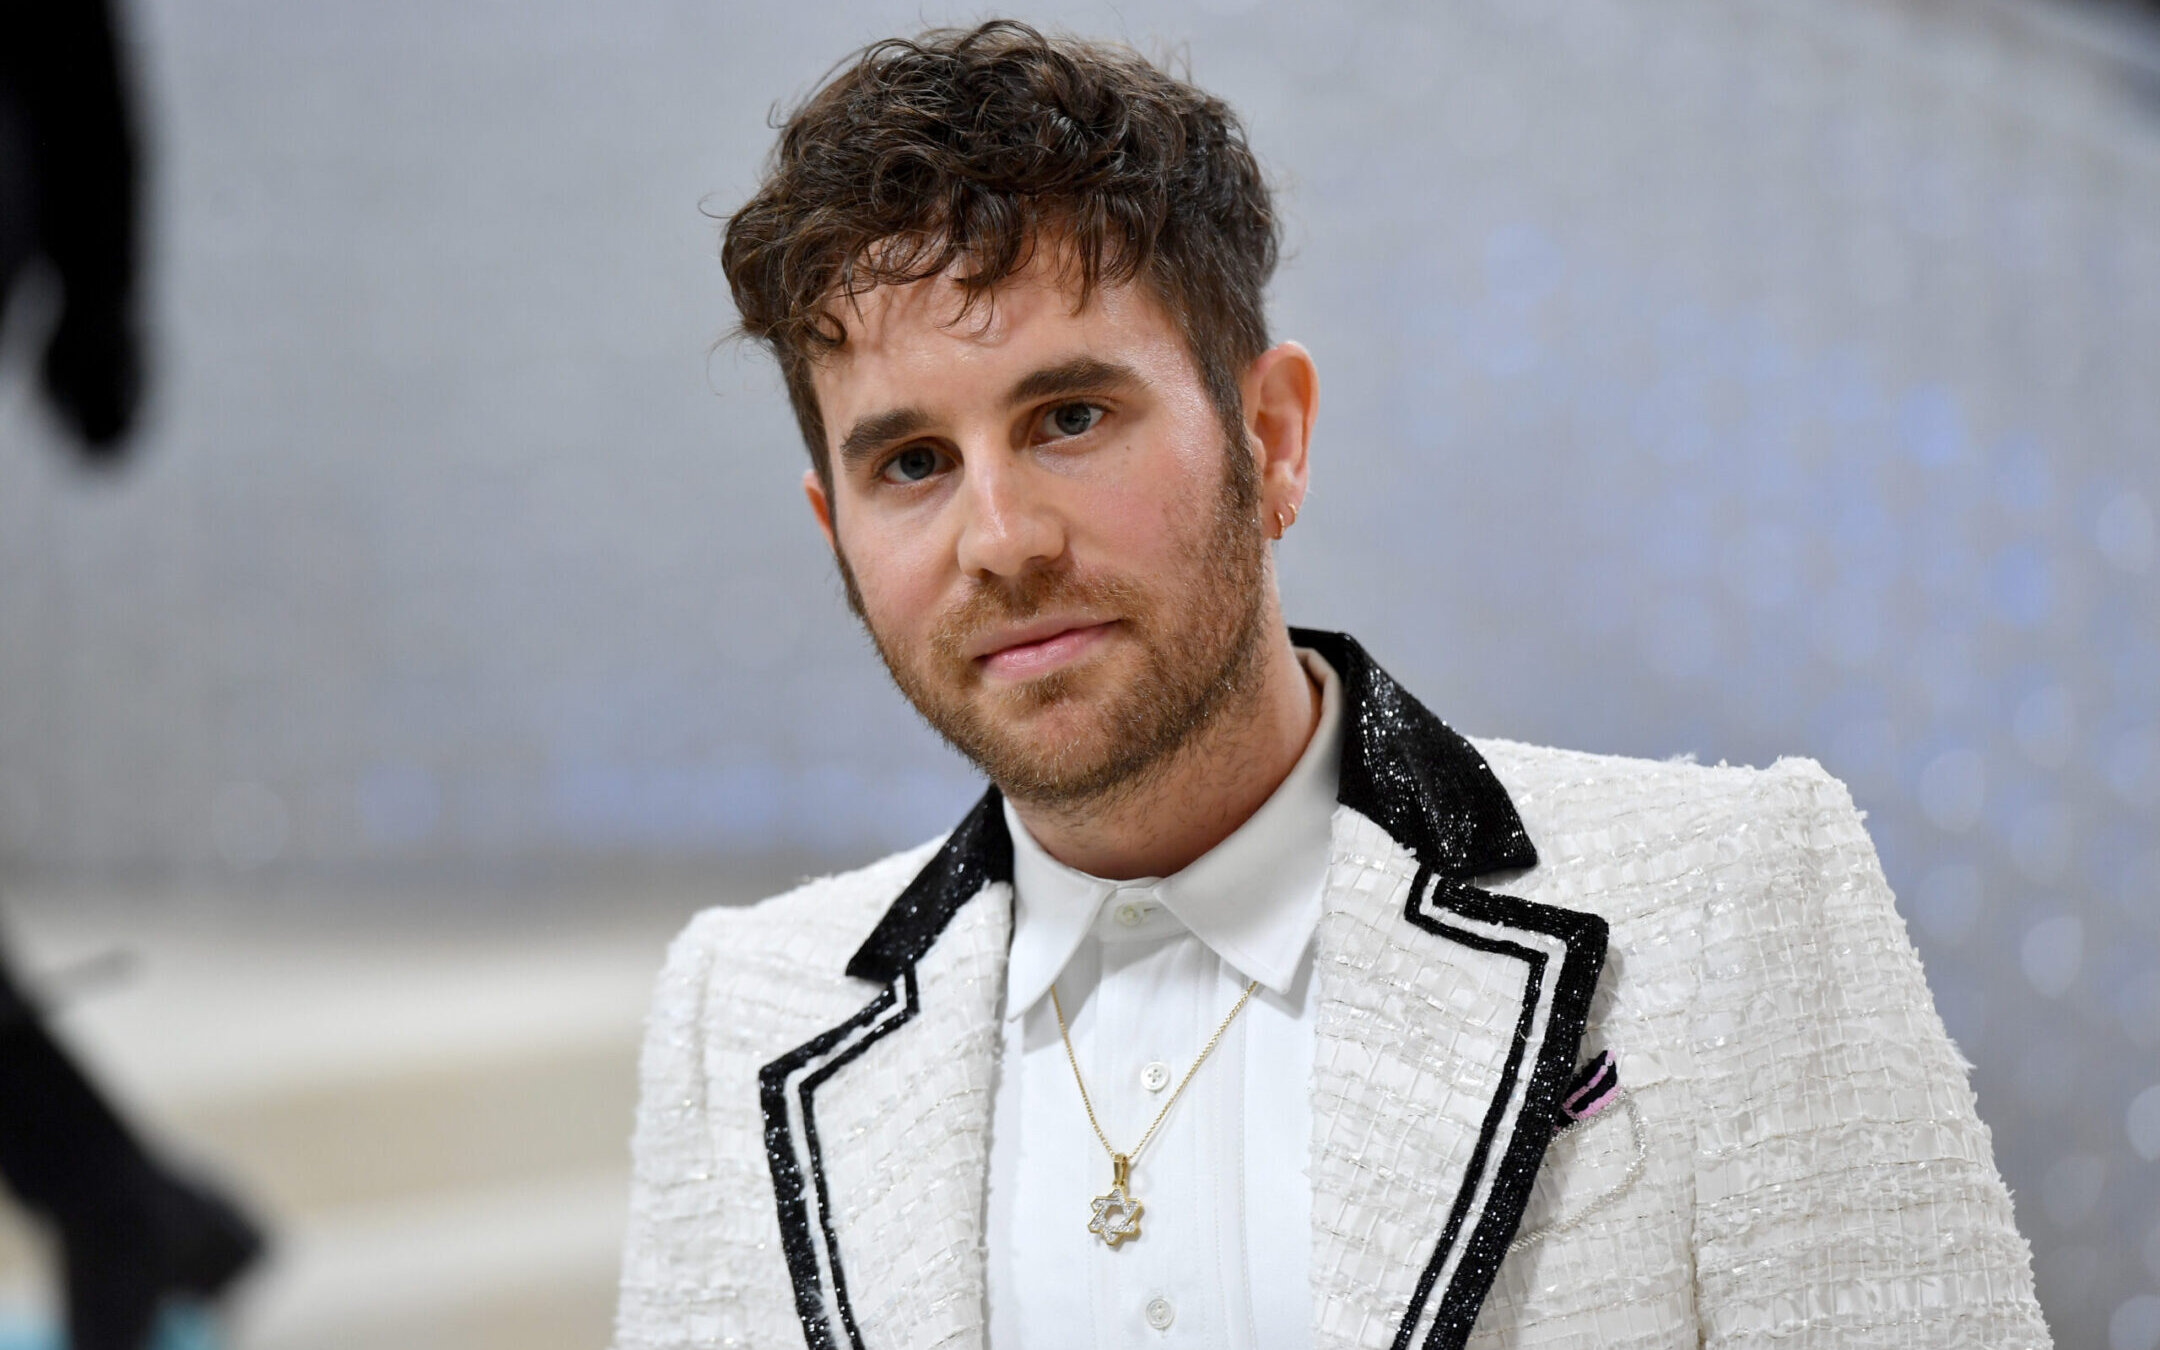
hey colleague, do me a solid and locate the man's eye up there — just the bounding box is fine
[1044,403,1104,439]
[881,446,943,483]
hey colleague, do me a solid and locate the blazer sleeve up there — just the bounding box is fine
[1689,759,2052,1348]
[613,915,727,1350]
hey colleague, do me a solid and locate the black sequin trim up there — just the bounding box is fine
[760,975,909,1350]
[765,793,1013,1348]
[845,789,1013,984]
[1293,629,1539,880]
[1290,630,1606,1349]
[1407,875,1607,1350]
[1390,868,1550,1350]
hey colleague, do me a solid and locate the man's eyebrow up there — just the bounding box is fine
[1007,357,1144,405]
[836,407,932,470]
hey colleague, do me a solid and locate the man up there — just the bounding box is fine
[615,22,2049,1349]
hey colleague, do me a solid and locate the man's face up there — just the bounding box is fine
[805,261,1271,808]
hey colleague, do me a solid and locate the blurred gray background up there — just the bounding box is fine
[1,0,2156,1347]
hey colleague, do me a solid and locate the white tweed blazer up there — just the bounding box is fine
[614,630,2050,1350]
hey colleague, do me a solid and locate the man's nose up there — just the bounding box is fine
[953,453,1065,579]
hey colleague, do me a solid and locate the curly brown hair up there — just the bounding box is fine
[721,20,1280,489]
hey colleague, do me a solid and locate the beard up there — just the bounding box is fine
[838,439,1270,811]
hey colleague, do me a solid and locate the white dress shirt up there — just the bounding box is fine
[986,649,1343,1349]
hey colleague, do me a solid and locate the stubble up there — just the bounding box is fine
[839,441,1270,812]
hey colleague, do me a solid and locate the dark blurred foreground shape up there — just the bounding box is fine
[0,955,262,1350]
[1,0,144,458]
[2,3,267,1346]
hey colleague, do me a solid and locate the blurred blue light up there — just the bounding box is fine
[1641,593,1721,683]
[1991,435,2055,519]
[1722,521,1801,610]
[1898,385,1968,467]
[1989,545,2056,629]
[1483,223,1566,309]
[1812,584,1885,670]
[357,762,443,849]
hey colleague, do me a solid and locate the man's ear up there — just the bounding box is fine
[1242,340,1320,516]
[804,467,838,553]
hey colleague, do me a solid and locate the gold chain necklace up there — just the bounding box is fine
[1049,977,1259,1248]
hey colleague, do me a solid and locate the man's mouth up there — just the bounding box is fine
[972,619,1118,681]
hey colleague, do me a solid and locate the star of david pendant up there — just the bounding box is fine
[1086,1154,1143,1248]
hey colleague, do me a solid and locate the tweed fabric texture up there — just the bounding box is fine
[1304,791,1609,1349]
[613,837,1013,1349]
[613,742,2048,1349]
[1308,808,1525,1349]
[1462,742,2048,1349]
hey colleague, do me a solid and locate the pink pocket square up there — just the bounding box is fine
[1558,1049,1620,1125]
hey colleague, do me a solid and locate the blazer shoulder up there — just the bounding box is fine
[1470,737,1876,938]
[660,834,948,981]
[618,841,955,1347]
[1472,735,1864,841]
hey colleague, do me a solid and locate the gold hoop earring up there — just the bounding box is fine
[1270,507,1287,540]
[1285,499,1300,529]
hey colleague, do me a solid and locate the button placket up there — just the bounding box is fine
[1087,916,1215,1345]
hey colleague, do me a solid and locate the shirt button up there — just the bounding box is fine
[1145,1296,1175,1330]
[1141,1061,1171,1092]
[1114,902,1146,927]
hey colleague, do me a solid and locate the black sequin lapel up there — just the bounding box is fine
[845,789,1013,984]
[1294,629,1608,1350]
[1293,627,1537,879]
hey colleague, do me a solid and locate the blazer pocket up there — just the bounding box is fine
[1508,1090,1647,1254]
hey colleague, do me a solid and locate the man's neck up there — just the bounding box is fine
[1005,625,1322,881]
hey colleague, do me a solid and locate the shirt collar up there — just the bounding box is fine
[1002,648,1344,1020]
